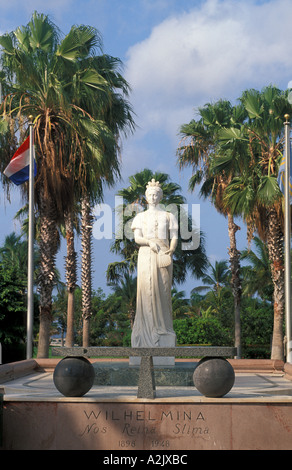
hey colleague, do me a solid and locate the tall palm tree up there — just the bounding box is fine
[177,100,247,357]
[77,55,135,347]
[64,210,77,347]
[80,194,93,347]
[0,13,131,357]
[222,86,292,360]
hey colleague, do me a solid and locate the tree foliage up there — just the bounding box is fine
[0,12,135,357]
[0,263,26,345]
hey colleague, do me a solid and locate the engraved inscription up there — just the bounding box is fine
[78,405,211,448]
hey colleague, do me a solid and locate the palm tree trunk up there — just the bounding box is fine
[81,195,93,347]
[64,211,77,347]
[227,213,242,358]
[267,208,285,361]
[37,192,58,358]
[129,308,135,329]
[66,292,75,345]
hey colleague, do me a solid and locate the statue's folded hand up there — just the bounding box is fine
[149,241,160,253]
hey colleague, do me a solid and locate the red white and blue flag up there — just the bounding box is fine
[3,136,36,185]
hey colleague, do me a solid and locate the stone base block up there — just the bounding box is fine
[3,400,292,450]
[129,356,175,366]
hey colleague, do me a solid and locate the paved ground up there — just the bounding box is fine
[2,370,292,402]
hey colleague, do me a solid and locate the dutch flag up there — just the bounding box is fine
[3,136,36,185]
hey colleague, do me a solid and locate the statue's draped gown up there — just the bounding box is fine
[131,208,178,348]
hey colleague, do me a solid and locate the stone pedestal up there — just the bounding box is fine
[130,336,175,366]
[129,356,175,366]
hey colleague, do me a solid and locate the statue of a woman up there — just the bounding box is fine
[131,179,178,361]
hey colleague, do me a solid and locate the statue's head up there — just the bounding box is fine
[145,179,163,204]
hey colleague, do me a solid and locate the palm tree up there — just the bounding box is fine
[13,205,63,290]
[241,236,273,300]
[0,13,133,356]
[77,55,135,347]
[192,260,230,294]
[177,100,247,357]
[80,195,93,347]
[107,168,208,287]
[0,232,39,283]
[64,210,78,347]
[109,273,137,328]
[171,288,190,318]
[222,86,292,360]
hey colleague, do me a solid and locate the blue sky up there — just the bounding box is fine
[1,0,292,297]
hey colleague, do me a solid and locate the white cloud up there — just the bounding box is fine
[125,0,292,137]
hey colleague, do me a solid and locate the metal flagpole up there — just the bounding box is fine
[0,79,2,363]
[284,114,292,363]
[26,119,35,359]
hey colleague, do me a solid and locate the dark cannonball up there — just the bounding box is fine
[193,357,235,398]
[53,356,95,397]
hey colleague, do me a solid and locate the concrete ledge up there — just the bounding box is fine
[0,358,286,384]
[35,358,97,372]
[229,359,284,373]
[0,359,38,383]
[284,361,292,380]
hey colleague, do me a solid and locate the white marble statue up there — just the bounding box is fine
[130,179,178,364]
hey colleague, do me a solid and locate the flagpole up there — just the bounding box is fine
[0,79,2,364]
[26,119,34,359]
[284,114,292,363]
